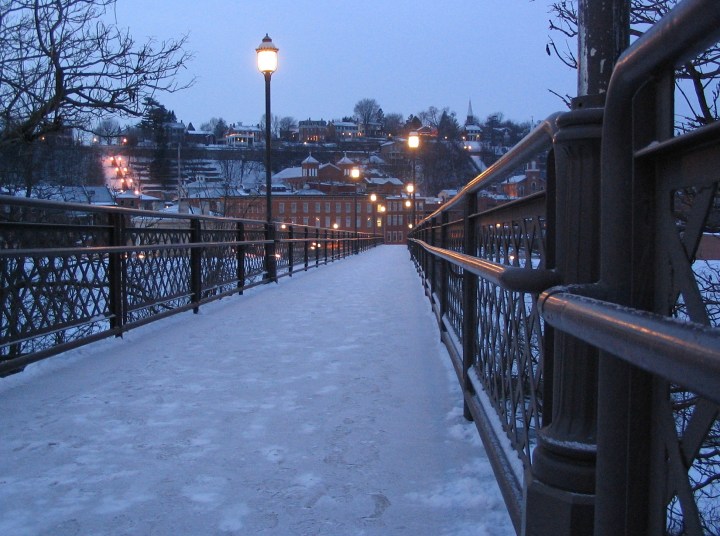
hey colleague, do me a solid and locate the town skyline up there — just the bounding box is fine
[110,1,577,130]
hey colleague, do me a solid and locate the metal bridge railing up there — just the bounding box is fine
[408,0,720,534]
[0,195,381,376]
[409,116,559,531]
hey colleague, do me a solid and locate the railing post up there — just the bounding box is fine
[315,228,320,267]
[288,225,294,277]
[236,221,245,294]
[190,219,203,314]
[439,212,449,320]
[108,212,126,335]
[523,107,603,536]
[461,194,478,421]
[429,216,438,295]
[264,221,277,283]
[304,227,309,271]
[323,229,328,265]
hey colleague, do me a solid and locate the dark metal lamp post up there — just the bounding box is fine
[351,166,360,253]
[406,183,415,231]
[256,34,278,281]
[407,131,419,228]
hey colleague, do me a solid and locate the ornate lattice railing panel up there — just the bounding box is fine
[475,279,545,468]
[652,155,720,536]
[1,253,112,358]
[1,197,378,372]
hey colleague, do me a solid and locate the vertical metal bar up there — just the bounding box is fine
[323,229,328,265]
[524,108,604,536]
[440,212,449,320]
[462,194,478,421]
[190,219,202,313]
[577,0,630,98]
[595,72,668,536]
[288,225,294,277]
[429,217,437,295]
[315,228,320,267]
[107,212,125,335]
[542,150,557,427]
[262,71,276,282]
[264,221,277,282]
[304,226,309,271]
[236,221,245,294]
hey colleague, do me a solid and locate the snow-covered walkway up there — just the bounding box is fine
[0,246,514,536]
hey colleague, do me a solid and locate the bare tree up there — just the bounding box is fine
[278,116,297,140]
[382,112,404,137]
[353,98,381,136]
[418,106,442,129]
[0,0,193,148]
[259,113,280,140]
[200,117,228,141]
[547,0,720,127]
[94,118,121,144]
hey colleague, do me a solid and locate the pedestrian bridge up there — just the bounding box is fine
[3,2,720,534]
[0,246,514,535]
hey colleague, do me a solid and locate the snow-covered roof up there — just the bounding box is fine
[272,167,303,180]
[185,186,246,199]
[293,188,325,196]
[336,155,354,165]
[438,189,458,197]
[503,175,526,184]
[367,177,404,186]
[302,154,319,165]
[45,186,116,206]
[116,191,161,201]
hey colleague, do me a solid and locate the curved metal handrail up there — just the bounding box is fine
[411,238,560,293]
[540,287,720,406]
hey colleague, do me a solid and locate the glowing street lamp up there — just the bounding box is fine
[407,131,419,227]
[351,167,361,253]
[256,33,279,281]
[370,193,378,237]
[406,183,416,229]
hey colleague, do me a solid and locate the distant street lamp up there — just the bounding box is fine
[407,131,419,227]
[256,33,279,281]
[378,204,386,240]
[351,167,361,253]
[406,183,415,229]
[370,193,377,237]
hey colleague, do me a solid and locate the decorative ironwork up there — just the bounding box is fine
[0,197,381,374]
[408,5,720,534]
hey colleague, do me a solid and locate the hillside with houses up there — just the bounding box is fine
[1,100,547,244]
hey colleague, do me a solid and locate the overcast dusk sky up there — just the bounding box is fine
[111,1,577,128]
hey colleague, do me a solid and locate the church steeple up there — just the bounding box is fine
[466,99,475,126]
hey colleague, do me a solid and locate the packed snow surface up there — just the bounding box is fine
[0,246,514,535]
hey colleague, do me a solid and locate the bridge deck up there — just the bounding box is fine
[0,246,512,535]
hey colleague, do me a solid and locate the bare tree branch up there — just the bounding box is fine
[546,0,720,127]
[0,0,193,147]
